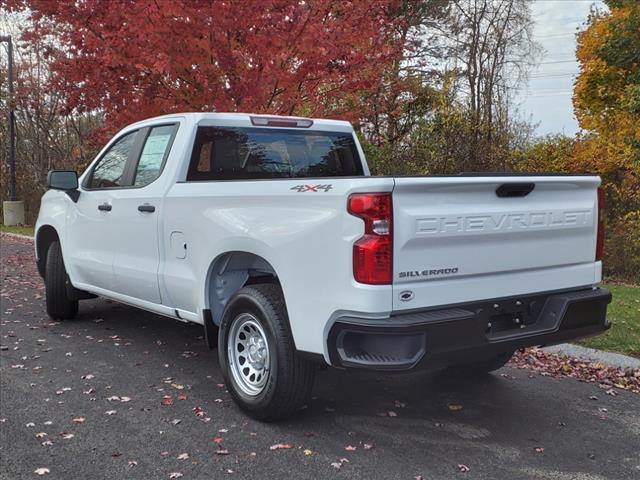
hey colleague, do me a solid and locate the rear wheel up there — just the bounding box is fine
[218,283,315,421]
[44,241,78,320]
[449,350,514,375]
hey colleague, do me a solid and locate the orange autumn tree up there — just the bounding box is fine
[8,0,406,134]
[573,0,640,280]
[516,0,639,281]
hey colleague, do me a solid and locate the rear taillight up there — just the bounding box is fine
[596,187,605,261]
[348,193,392,285]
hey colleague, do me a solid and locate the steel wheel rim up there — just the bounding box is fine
[227,313,270,396]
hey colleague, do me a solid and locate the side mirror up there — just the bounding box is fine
[48,170,78,190]
[47,170,80,202]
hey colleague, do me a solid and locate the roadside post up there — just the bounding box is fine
[1,35,24,226]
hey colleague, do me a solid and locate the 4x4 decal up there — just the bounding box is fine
[290,184,333,192]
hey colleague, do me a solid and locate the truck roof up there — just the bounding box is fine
[127,112,354,132]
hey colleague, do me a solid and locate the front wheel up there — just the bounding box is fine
[218,284,315,421]
[44,241,78,320]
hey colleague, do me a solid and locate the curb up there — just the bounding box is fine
[0,231,34,241]
[543,343,640,370]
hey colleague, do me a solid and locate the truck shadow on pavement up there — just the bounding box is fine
[76,299,559,428]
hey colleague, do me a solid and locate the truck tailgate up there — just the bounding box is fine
[392,176,601,311]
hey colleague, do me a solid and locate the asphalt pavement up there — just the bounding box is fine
[1,235,639,479]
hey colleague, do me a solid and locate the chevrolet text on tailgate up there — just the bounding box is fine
[36,113,612,420]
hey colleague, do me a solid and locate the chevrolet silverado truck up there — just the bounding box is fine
[36,113,611,420]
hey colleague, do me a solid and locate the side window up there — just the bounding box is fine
[134,125,177,187]
[88,132,137,189]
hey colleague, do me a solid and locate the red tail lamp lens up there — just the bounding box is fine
[348,193,392,285]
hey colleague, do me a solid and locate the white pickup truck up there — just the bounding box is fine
[36,113,611,420]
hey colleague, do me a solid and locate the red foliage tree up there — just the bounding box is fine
[8,0,405,132]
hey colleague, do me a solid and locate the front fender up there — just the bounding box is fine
[34,190,71,276]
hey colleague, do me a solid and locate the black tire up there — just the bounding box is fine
[448,350,514,375]
[45,241,78,320]
[218,283,316,421]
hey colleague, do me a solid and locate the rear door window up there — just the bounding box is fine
[187,127,363,180]
[133,125,177,187]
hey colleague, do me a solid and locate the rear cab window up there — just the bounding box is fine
[187,127,364,181]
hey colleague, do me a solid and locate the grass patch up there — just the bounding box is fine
[0,224,34,236]
[577,283,640,358]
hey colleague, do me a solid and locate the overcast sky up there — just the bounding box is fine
[517,0,607,136]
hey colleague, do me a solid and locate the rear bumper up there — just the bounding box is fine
[327,287,612,371]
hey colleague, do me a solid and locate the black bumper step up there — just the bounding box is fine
[328,287,612,371]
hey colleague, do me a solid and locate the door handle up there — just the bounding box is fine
[98,203,112,212]
[138,203,156,213]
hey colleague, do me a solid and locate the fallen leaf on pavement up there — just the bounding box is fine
[448,404,463,412]
[509,349,640,394]
[331,457,350,469]
[270,443,293,451]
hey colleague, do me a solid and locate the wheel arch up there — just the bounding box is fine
[204,251,282,327]
[35,225,60,278]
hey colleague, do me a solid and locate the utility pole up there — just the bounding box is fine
[1,35,23,225]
